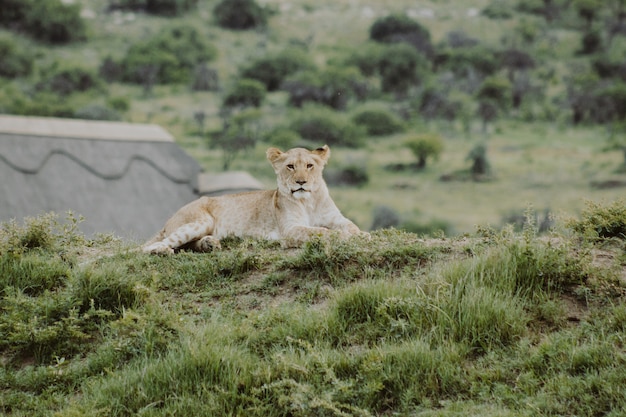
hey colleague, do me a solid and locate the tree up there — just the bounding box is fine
[0,36,34,78]
[213,0,268,30]
[240,48,314,91]
[467,144,492,178]
[378,43,429,94]
[476,76,512,132]
[210,108,262,170]
[405,133,444,169]
[223,78,266,108]
[369,13,433,57]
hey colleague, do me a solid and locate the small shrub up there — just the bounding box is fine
[482,0,514,19]
[213,0,268,30]
[324,164,369,187]
[22,0,87,44]
[120,25,217,85]
[567,199,626,241]
[290,105,365,148]
[74,104,122,121]
[37,66,103,96]
[405,133,444,169]
[283,66,369,110]
[378,43,429,93]
[0,35,34,78]
[369,13,433,57]
[264,127,301,149]
[223,78,266,108]
[241,48,315,91]
[351,107,405,136]
[371,206,401,230]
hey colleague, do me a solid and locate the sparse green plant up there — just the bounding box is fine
[404,133,444,169]
[567,199,626,241]
[213,0,268,30]
[290,105,365,148]
[241,48,315,91]
[351,106,405,136]
[0,35,34,78]
[369,13,433,57]
[223,78,266,108]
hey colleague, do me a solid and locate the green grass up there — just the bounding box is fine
[0,204,625,416]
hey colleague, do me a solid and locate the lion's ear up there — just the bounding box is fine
[266,147,283,164]
[312,145,330,164]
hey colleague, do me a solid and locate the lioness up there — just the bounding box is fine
[143,145,366,254]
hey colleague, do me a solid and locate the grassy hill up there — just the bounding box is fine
[1,0,626,233]
[1,203,625,416]
[2,2,626,414]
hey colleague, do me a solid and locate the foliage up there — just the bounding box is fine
[370,205,401,230]
[482,0,514,19]
[263,127,301,149]
[0,209,625,415]
[213,0,268,30]
[351,106,405,136]
[567,199,626,240]
[290,105,365,148]
[36,65,104,97]
[223,78,266,108]
[467,143,492,177]
[74,104,122,121]
[369,13,433,57]
[0,35,34,79]
[118,25,217,85]
[240,48,315,91]
[378,43,429,93]
[210,108,262,170]
[0,0,87,44]
[111,0,199,15]
[404,133,444,169]
[282,66,369,110]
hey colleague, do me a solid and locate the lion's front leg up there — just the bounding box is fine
[143,220,214,254]
[281,225,331,248]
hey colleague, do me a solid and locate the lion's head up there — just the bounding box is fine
[266,145,330,200]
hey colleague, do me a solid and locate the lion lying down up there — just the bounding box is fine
[143,145,367,254]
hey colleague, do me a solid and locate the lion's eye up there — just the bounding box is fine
[287,164,295,170]
[307,164,313,169]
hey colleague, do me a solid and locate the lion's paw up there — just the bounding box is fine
[143,241,174,255]
[196,235,221,252]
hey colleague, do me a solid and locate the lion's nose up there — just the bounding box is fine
[296,180,307,185]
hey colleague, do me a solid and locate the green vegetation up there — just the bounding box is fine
[1,204,625,416]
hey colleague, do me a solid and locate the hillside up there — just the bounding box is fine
[1,0,626,233]
[1,203,625,416]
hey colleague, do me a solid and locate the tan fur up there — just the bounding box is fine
[142,145,367,254]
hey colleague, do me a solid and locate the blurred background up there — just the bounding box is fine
[1,0,625,236]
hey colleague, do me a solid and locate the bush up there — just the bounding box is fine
[344,42,385,76]
[290,105,365,148]
[112,0,199,15]
[241,48,315,91]
[351,107,405,136]
[483,0,514,19]
[213,0,268,30]
[369,13,433,57]
[405,133,444,169]
[567,199,626,241]
[434,45,498,78]
[282,66,369,110]
[22,0,87,44]
[120,26,216,85]
[74,104,122,121]
[0,35,34,78]
[324,164,369,187]
[371,205,401,230]
[223,78,266,108]
[263,127,301,149]
[378,43,429,93]
[37,66,103,96]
